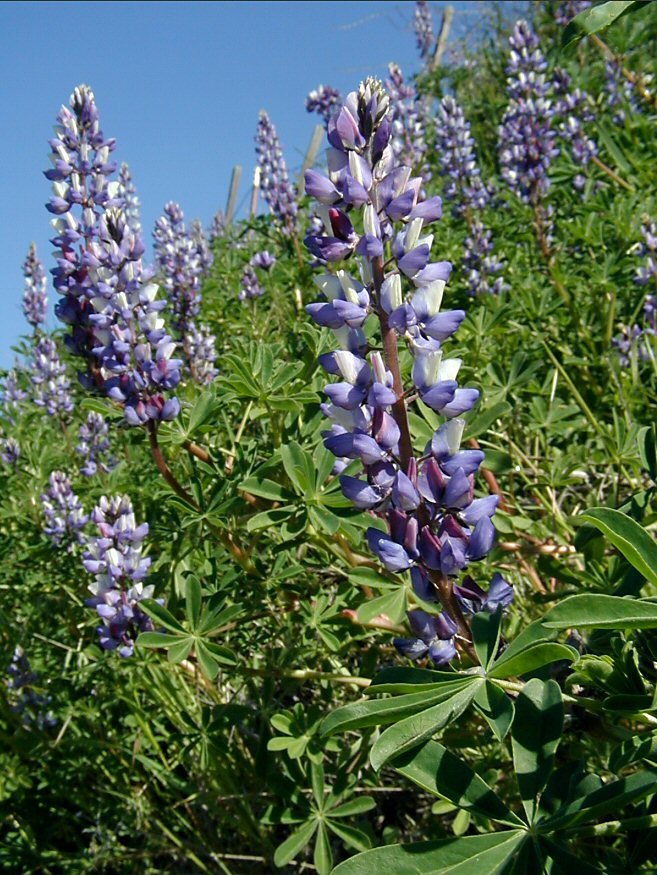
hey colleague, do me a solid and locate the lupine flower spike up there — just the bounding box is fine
[22,243,48,331]
[47,84,182,426]
[304,78,511,665]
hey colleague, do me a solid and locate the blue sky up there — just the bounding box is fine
[0,0,472,367]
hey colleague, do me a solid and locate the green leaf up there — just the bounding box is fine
[328,797,376,818]
[166,637,194,664]
[471,608,502,670]
[563,1,641,49]
[370,679,483,771]
[393,739,525,827]
[539,837,602,875]
[543,594,657,630]
[308,504,341,535]
[140,599,187,634]
[326,820,372,853]
[197,603,243,635]
[638,425,657,481]
[274,819,318,868]
[194,641,220,680]
[581,508,657,588]
[541,770,657,831]
[239,477,290,501]
[280,442,314,494]
[512,679,563,822]
[331,831,526,874]
[609,732,657,772]
[310,761,324,809]
[314,822,332,875]
[603,694,654,714]
[488,643,578,679]
[369,666,466,694]
[463,401,511,440]
[474,682,515,741]
[322,681,473,737]
[491,620,558,670]
[136,631,183,649]
[357,587,406,625]
[246,506,295,532]
[187,388,220,433]
[185,575,202,630]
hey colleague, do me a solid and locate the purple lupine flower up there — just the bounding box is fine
[305,78,503,667]
[394,609,457,665]
[255,110,298,235]
[83,494,158,657]
[463,220,507,296]
[6,646,57,729]
[77,411,116,476]
[554,0,591,25]
[2,368,27,413]
[184,321,218,384]
[635,216,657,288]
[386,64,430,181]
[498,20,559,205]
[239,264,265,301]
[414,0,435,63]
[306,84,342,127]
[251,250,276,271]
[605,59,641,125]
[454,573,513,614]
[153,201,202,336]
[553,67,598,177]
[190,218,214,275]
[22,243,48,330]
[40,470,88,548]
[436,96,491,215]
[47,85,181,427]
[1,437,20,467]
[117,163,141,234]
[209,209,225,242]
[31,336,73,418]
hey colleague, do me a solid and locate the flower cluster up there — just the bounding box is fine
[554,0,591,26]
[605,59,641,125]
[613,218,657,365]
[304,79,510,665]
[40,470,88,548]
[238,251,275,302]
[255,110,298,234]
[553,67,598,173]
[209,209,226,242]
[77,411,116,476]
[306,84,342,127]
[22,243,48,330]
[6,647,56,729]
[31,336,73,418]
[2,368,27,414]
[153,203,217,383]
[414,0,435,63]
[117,162,141,234]
[498,20,559,204]
[436,96,505,295]
[386,63,430,182]
[47,85,181,427]
[83,495,158,657]
[1,437,20,467]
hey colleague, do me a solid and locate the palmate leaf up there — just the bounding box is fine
[471,608,503,670]
[543,594,657,630]
[581,507,657,588]
[562,0,646,49]
[392,740,526,828]
[273,818,317,868]
[370,679,483,771]
[538,837,604,875]
[540,770,657,831]
[368,666,466,694]
[609,731,657,772]
[488,643,578,679]
[321,679,474,737]
[474,682,514,741]
[511,679,563,822]
[332,831,527,874]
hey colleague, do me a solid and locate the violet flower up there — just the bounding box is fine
[6,646,56,729]
[1,437,20,467]
[77,411,116,476]
[386,63,430,182]
[47,85,182,427]
[304,78,510,667]
[40,470,88,548]
[306,84,342,127]
[31,336,73,418]
[117,162,141,234]
[83,494,158,658]
[554,1,591,26]
[22,243,48,330]
[255,110,298,235]
[414,0,435,63]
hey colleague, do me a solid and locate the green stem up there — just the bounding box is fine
[238,665,371,689]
